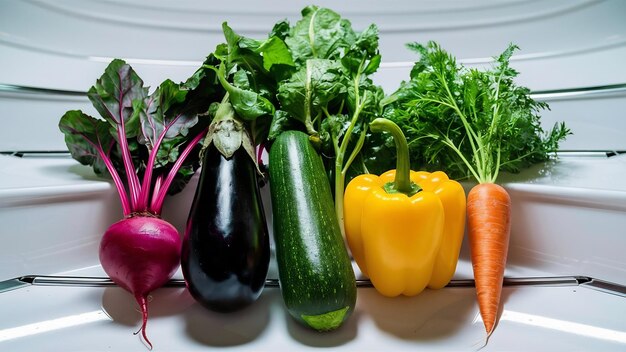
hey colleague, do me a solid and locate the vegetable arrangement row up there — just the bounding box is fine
[58,5,569,349]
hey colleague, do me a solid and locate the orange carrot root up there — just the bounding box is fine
[467,183,511,337]
[133,294,153,350]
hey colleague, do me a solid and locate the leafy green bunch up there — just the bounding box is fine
[269,6,385,223]
[380,41,570,182]
[184,22,295,151]
[205,6,385,223]
[60,59,219,197]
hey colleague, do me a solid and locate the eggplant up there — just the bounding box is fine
[181,101,270,313]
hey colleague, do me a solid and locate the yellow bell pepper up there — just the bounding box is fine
[344,118,466,297]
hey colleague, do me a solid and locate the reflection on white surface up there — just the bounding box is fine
[0,310,110,342]
[477,310,626,344]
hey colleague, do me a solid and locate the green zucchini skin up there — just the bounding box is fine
[268,130,357,331]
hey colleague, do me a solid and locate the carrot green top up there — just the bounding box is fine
[380,42,570,184]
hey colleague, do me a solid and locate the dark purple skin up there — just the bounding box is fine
[99,215,181,348]
[182,145,270,313]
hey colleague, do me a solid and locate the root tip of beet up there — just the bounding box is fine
[133,294,153,350]
[134,326,153,350]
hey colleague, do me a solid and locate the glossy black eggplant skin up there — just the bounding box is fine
[182,145,270,313]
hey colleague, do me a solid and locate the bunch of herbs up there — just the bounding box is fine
[378,41,570,182]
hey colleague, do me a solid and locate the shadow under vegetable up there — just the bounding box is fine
[358,286,475,341]
[101,286,194,327]
[182,287,275,347]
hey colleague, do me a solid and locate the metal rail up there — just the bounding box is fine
[2,82,626,100]
[530,83,626,100]
[0,83,86,97]
[2,274,624,297]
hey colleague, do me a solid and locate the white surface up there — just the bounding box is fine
[2,0,626,90]
[1,1,626,350]
[532,92,626,151]
[1,0,626,151]
[2,152,626,283]
[498,154,626,285]
[1,144,625,352]
[0,265,624,351]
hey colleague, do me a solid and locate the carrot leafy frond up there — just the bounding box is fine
[376,41,570,183]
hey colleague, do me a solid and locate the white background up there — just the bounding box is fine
[1,0,625,151]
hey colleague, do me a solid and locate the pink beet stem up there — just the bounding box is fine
[257,142,265,167]
[150,130,206,213]
[137,111,185,211]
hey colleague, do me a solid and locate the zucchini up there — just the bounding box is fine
[268,130,357,331]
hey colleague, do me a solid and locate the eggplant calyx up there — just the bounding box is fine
[210,118,243,158]
[201,99,262,175]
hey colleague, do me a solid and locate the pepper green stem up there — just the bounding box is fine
[370,118,419,196]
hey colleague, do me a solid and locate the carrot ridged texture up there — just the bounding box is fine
[467,183,511,336]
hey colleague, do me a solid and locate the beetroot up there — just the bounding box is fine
[100,217,181,295]
[99,216,181,347]
[59,59,213,348]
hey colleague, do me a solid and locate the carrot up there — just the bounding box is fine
[467,183,511,336]
[383,43,568,341]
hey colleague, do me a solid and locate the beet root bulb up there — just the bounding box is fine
[99,215,182,349]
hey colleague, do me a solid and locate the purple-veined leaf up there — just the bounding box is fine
[87,59,147,137]
[59,110,131,215]
[140,79,198,151]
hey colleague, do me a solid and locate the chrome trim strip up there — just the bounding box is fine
[530,83,626,100]
[7,274,620,292]
[4,150,622,158]
[0,278,31,294]
[556,151,617,158]
[2,82,626,100]
[28,276,118,287]
[0,83,85,97]
[0,151,71,158]
[580,278,626,298]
